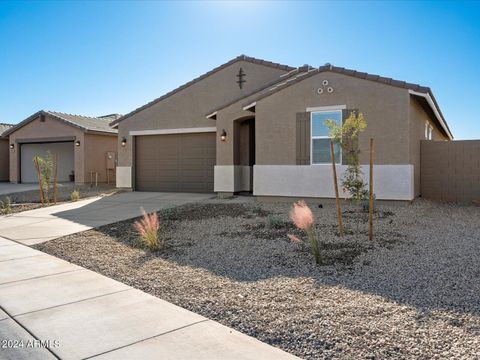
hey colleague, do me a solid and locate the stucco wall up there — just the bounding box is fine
[116,60,288,187]
[254,164,414,200]
[8,114,117,184]
[0,139,9,182]
[254,71,411,166]
[216,107,255,166]
[83,133,118,184]
[9,114,85,183]
[408,97,449,197]
[214,71,428,200]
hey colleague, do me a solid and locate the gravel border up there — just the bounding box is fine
[35,199,480,359]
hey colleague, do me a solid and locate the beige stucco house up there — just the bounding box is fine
[0,124,13,182]
[5,111,119,184]
[112,55,452,201]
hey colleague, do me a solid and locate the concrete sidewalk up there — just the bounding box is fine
[0,192,213,245]
[0,238,298,360]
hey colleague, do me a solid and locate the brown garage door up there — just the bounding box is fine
[135,132,216,192]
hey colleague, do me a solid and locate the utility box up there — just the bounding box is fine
[106,152,116,170]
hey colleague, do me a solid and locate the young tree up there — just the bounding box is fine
[325,111,368,203]
[33,151,57,205]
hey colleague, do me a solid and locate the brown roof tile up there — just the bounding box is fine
[240,64,452,139]
[111,55,295,126]
[3,110,118,137]
[0,123,13,138]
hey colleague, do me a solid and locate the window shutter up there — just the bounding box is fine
[342,109,359,165]
[296,112,311,165]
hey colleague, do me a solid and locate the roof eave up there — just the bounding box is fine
[113,55,295,126]
[205,111,217,120]
[408,90,453,140]
[85,129,118,136]
[1,110,44,137]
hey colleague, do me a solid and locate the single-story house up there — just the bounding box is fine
[111,55,452,201]
[0,123,14,182]
[5,111,120,184]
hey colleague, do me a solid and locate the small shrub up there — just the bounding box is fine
[288,200,321,264]
[160,208,177,220]
[325,111,368,204]
[267,214,288,229]
[0,197,12,215]
[133,208,161,250]
[71,190,80,202]
[361,194,376,213]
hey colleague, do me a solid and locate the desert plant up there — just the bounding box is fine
[71,190,80,202]
[33,151,58,205]
[288,200,321,264]
[159,208,177,220]
[267,214,288,229]
[362,193,376,213]
[0,197,12,215]
[133,208,161,250]
[325,111,368,203]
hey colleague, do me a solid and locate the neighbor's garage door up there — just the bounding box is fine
[135,133,215,192]
[21,142,74,183]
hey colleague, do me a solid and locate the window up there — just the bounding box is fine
[311,110,342,164]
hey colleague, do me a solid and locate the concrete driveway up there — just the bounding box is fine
[0,183,38,196]
[0,237,298,360]
[0,192,214,245]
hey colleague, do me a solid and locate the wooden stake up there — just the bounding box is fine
[33,157,44,205]
[53,153,58,205]
[330,140,344,237]
[369,138,374,240]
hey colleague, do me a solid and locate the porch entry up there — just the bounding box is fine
[234,117,255,192]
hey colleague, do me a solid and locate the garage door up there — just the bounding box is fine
[21,142,74,183]
[135,133,216,192]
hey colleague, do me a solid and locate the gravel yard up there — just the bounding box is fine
[35,199,480,359]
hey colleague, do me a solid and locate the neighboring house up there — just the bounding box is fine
[112,55,452,201]
[5,111,120,184]
[0,123,14,182]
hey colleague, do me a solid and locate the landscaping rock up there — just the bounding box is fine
[35,199,480,359]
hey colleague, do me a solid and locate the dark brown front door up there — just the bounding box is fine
[135,132,216,192]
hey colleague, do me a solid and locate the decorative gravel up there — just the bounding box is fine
[34,199,480,359]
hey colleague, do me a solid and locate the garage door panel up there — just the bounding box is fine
[135,133,215,193]
[21,142,74,183]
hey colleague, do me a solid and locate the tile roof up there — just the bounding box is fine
[111,55,295,126]
[0,123,14,138]
[235,63,452,139]
[205,64,316,117]
[3,110,119,137]
[245,63,432,105]
[46,111,119,133]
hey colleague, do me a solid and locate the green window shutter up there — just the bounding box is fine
[342,109,359,165]
[296,112,311,165]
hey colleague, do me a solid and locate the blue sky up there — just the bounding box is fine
[0,0,479,139]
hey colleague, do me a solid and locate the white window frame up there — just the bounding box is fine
[310,109,343,165]
[428,124,433,140]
